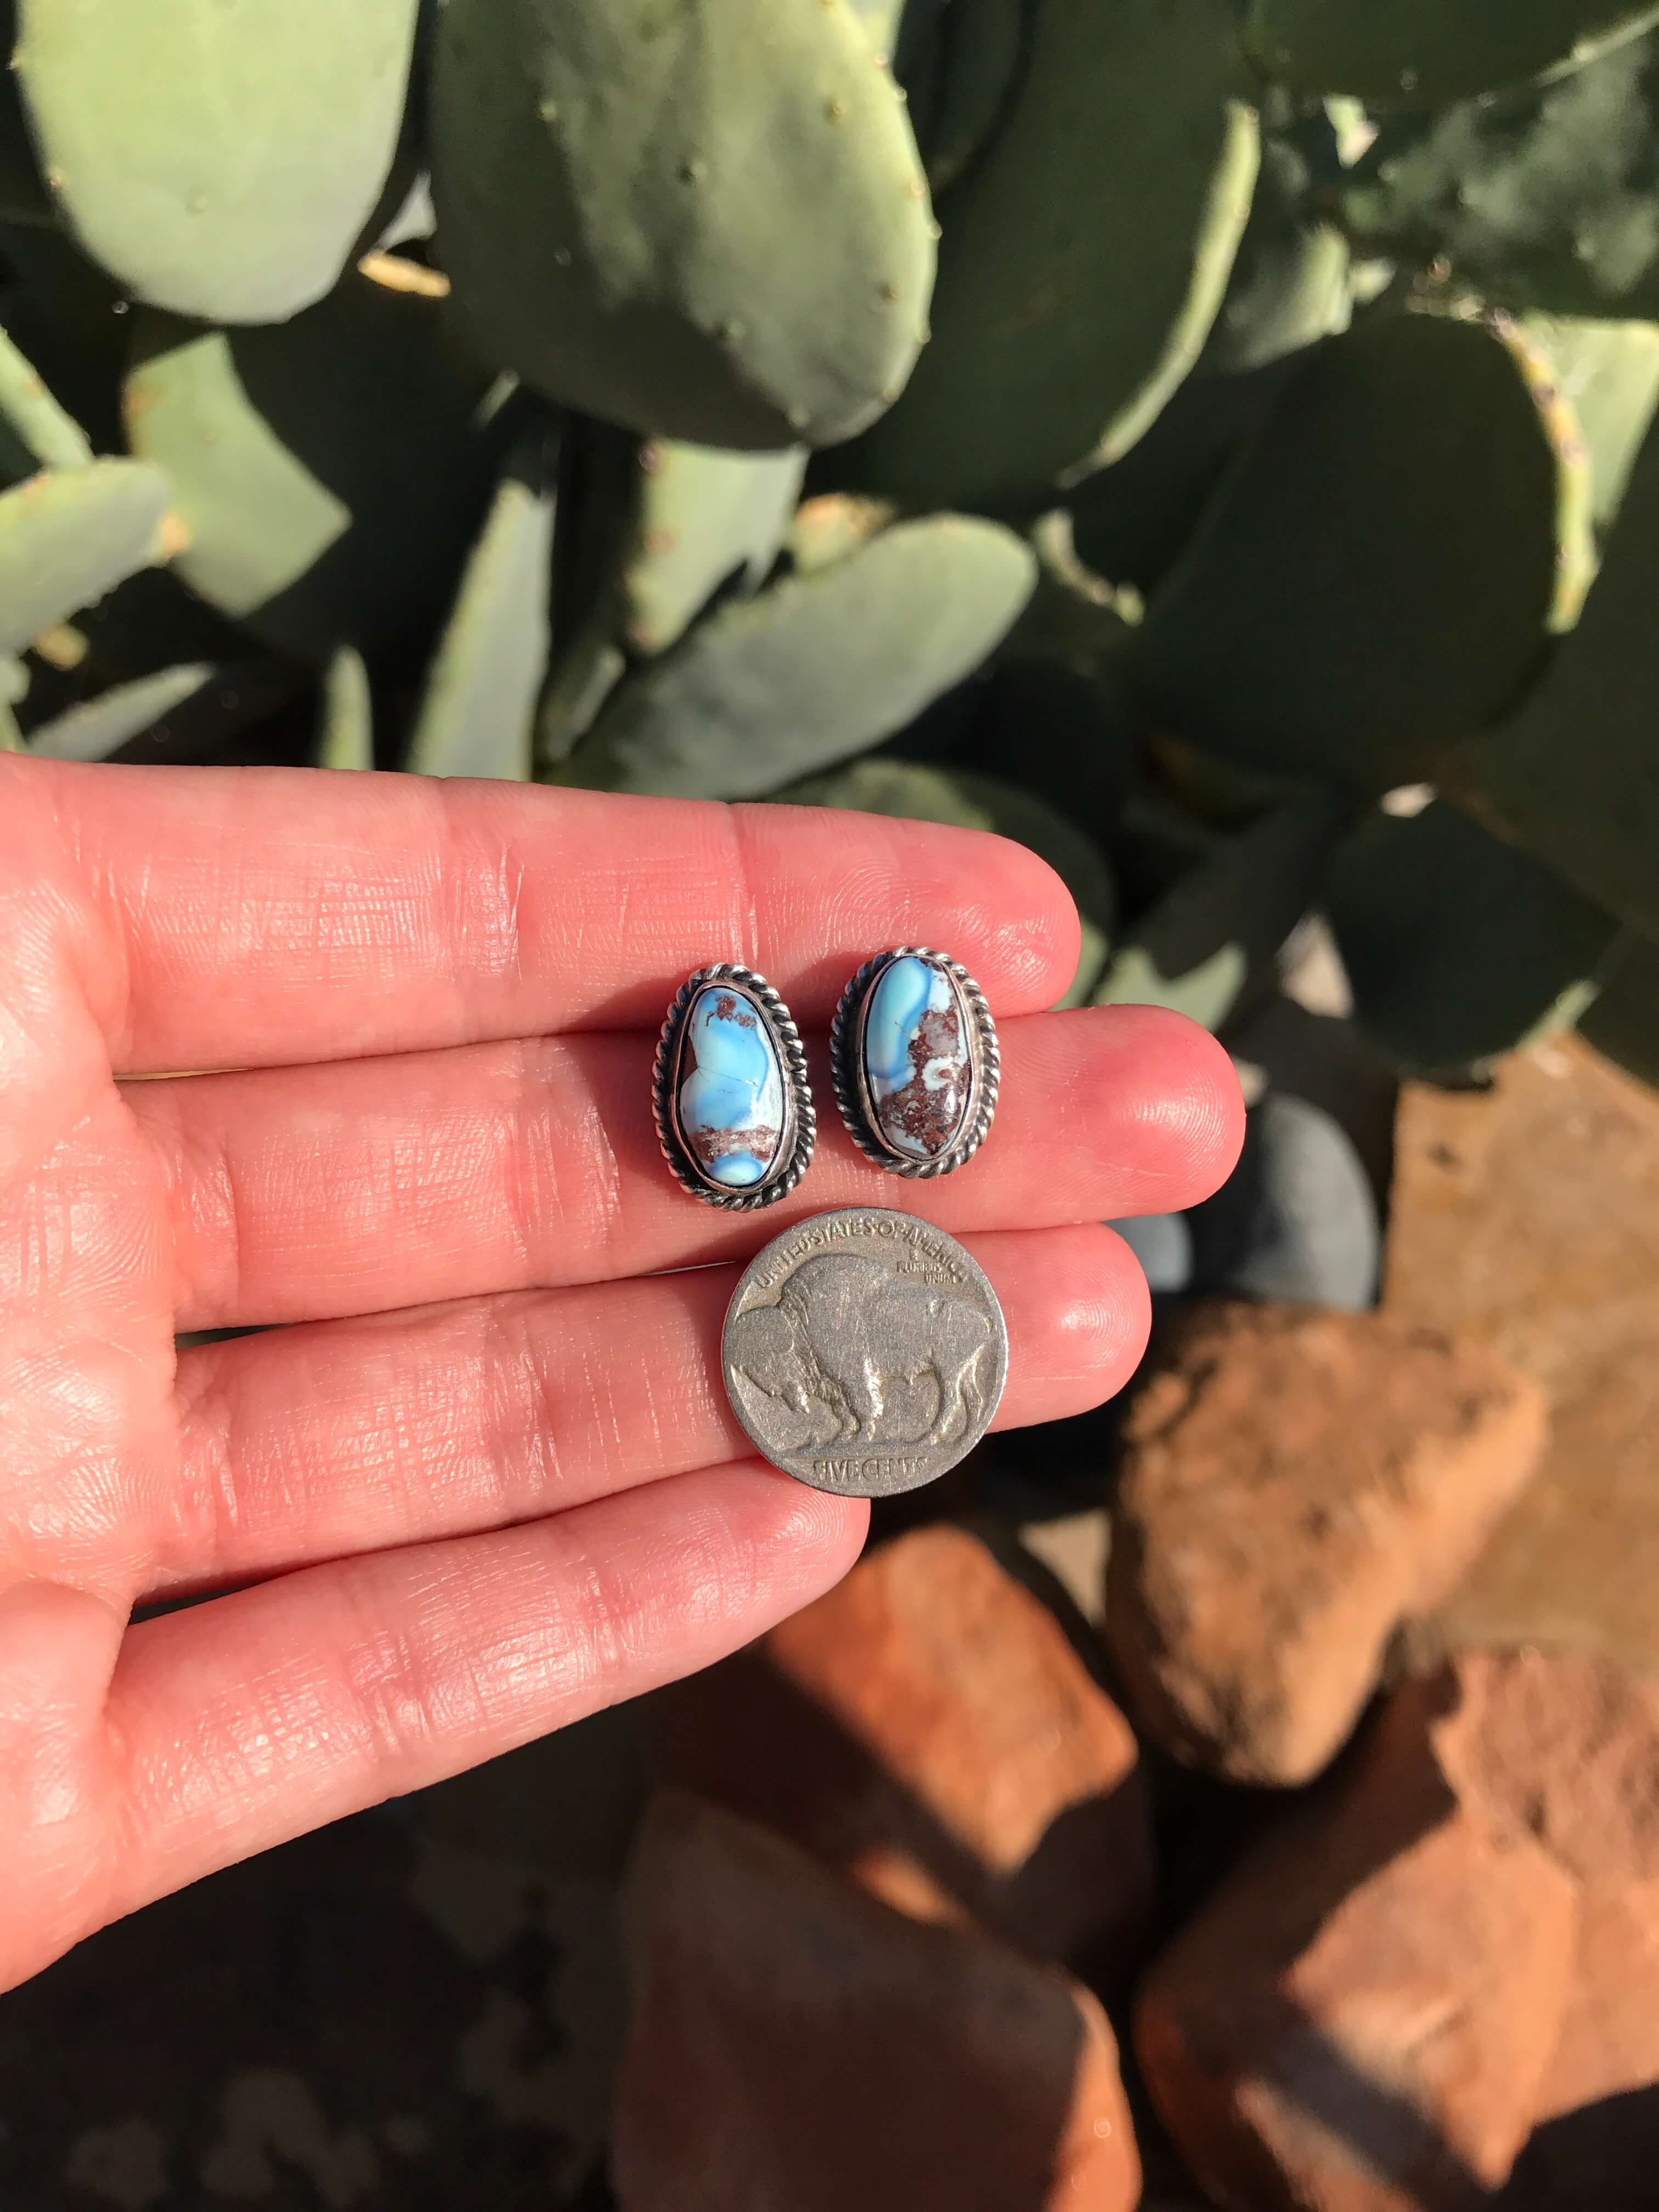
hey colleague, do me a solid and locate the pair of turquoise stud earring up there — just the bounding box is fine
[653,949,1001,1211]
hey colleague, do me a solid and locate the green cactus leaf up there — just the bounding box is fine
[839,0,1259,513]
[1521,316,1659,537]
[1326,801,1619,1073]
[1450,407,1659,939]
[431,0,936,450]
[1201,135,1350,378]
[1339,38,1659,317]
[13,0,420,322]
[24,661,212,761]
[535,623,628,771]
[407,442,556,781]
[317,646,373,774]
[123,275,510,662]
[1094,786,1346,1032]
[1126,315,1579,796]
[0,322,89,473]
[551,514,1035,799]
[844,0,907,55]
[0,697,21,749]
[918,0,1026,198]
[620,441,806,657]
[1578,929,1659,1085]
[0,459,173,654]
[776,755,1115,1006]
[0,653,26,706]
[1066,353,1300,597]
[1244,0,1659,106]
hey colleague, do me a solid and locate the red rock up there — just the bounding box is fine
[612,1790,1140,2212]
[1108,1300,1547,1785]
[1424,1647,1659,2208]
[652,1524,1152,1976]
[1501,1878,1659,2209]
[1136,1672,1577,2212]
[1428,1646,1659,1883]
[1387,1040,1659,1680]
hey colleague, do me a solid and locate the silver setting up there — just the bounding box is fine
[653,963,815,1210]
[723,1207,1008,1496]
[829,946,1000,1179]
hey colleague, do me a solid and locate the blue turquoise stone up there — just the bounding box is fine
[679,984,785,1188]
[862,955,971,1159]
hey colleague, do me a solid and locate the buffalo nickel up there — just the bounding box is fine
[721,1207,1008,1497]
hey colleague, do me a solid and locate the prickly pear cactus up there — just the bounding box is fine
[13,0,421,321]
[0,0,1652,1094]
[431,0,937,449]
[1242,0,1659,107]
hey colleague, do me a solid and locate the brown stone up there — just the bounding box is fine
[1430,1648,1659,2205]
[1387,1038,1659,1678]
[1136,1674,1578,2212]
[652,1525,1152,1976]
[1429,1646,1659,1884]
[1108,1300,1547,1784]
[1501,1879,1659,2209]
[612,1790,1141,2212]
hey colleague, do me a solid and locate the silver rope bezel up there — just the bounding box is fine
[653,963,816,1210]
[829,947,1000,1180]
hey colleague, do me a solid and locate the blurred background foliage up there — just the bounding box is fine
[0,0,1655,1100]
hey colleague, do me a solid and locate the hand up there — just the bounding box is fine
[0,759,1241,1990]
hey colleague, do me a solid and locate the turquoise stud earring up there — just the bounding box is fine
[830,947,999,1177]
[654,964,815,1207]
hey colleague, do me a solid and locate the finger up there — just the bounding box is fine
[132,1005,1242,1331]
[31,760,1079,1075]
[104,1464,866,1927]
[151,1224,1147,1597]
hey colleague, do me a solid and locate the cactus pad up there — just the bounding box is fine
[552,512,1035,797]
[1126,315,1578,794]
[1093,786,1344,1032]
[1326,802,1620,1071]
[842,0,1259,512]
[24,660,212,761]
[122,275,509,661]
[1243,0,1659,107]
[0,458,174,654]
[1450,406,1659,939]
[15,0,420,321]
[620,442,806,657]
[407,442,556,781]
[1338,38,1659,318]
[431,0,936,449]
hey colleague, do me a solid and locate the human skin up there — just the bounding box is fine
[0,759,1243,1991]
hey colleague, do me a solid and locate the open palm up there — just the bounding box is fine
[0,758,1240,1991]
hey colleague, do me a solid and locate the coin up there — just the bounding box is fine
[721,1207,1008,1497]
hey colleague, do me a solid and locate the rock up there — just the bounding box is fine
[1136,1673,1578,2212]
[1428,1647,1659,1885]
[1500,1878,1659,2210]
[652,1525,1153,1976]
[1187,1091,1382,1311]
[612,1790,1141,2212]
[1109,1211,1193,1295]
[1108,1301,1548,1784]
[1387,1038,1659,1678]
